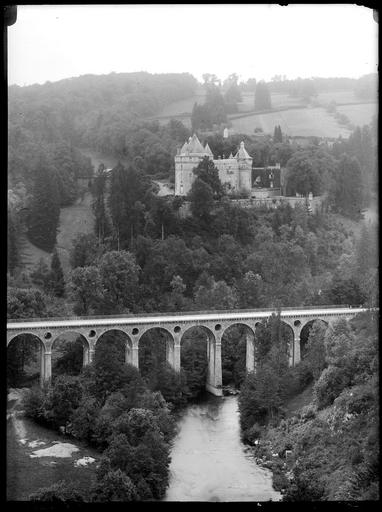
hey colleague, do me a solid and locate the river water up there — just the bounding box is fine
[164,394,280,502]
[8,389,279,501]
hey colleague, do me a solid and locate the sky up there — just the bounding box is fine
[8,4,378,87]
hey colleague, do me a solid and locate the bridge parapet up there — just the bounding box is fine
[7,306,372,394]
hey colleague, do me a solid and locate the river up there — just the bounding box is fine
[7,389,279,502]
[164,394,280,502]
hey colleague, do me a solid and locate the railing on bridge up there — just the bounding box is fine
[7,305,353,324]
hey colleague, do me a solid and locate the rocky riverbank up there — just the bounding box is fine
[7,388,100,501]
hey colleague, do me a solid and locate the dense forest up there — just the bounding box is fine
[7,71,378,501]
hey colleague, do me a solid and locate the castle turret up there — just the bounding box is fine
[175,134,210,195]
[236,141,252,195]
[204,143,214,158]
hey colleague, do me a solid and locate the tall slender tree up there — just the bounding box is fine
[27,158,60,251]
[254,81,272,111]
[50,249,66,297]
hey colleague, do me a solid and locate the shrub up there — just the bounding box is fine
[70,397,100,442]
[29,481,85,501]
[313,365,350,410]
[91,469,137,502]
[301,404,316,421]
[243,422,262,444]
[22,386,45,422]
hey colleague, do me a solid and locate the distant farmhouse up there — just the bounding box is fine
[174,133,281,199]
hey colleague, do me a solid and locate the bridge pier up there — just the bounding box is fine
[293,336,301,365]
[43,351,52,383]
[166,338,174,369]
[245,332,255,373]
[125,342,132,365]
[88,348,95,364]
[83,344,90,366]
[206,334,223,396]
[39,345,45,387]
[131,342,139,369]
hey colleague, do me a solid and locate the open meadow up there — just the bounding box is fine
[336,102,377,127]
[229,107,353,138]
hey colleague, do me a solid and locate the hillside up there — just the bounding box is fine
[152,88,377,137]
[56,191,95,275]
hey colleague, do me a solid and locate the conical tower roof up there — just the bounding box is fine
[204,143,214,157]
[236,141,251,159]
[180,141,189,154]
[187,133,206,154]
[229,152,234,159]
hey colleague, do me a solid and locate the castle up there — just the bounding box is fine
[174,134,252,196]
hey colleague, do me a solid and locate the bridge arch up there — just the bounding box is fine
[299,319,328,359]
[138,326,175,379]
[7,332,45,388]
[51,331,90,378]
[254,318,294,366]
[221,323,255,385]
[95,329,133,367]
[180,325,218,395]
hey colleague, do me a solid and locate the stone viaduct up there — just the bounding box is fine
[7,306,368,396]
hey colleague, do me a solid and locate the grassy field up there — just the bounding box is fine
[56,191,95,275]
[152,87,376,136]
[230,107,352,138]
[158,92,206,117]
[336,103,377,127]
[18,231,52,272]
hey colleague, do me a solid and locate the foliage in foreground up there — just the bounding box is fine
[23,337,176,502]
[239,311,379,501]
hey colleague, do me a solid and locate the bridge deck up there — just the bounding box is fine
[7,306,368,331]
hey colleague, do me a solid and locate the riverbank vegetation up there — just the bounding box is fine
[238,310,379,500]
[23,337,176,501]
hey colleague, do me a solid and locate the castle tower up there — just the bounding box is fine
[235,141,252,195]
[175,133,210,196]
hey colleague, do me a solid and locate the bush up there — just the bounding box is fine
[288,361,313,395]
[313,365,350,410]
[22,386,45,422]
[243,423,262,444]
[91,469,137,502]
[301,404,316,421]
[30,480,85,501]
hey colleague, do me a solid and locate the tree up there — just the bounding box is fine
[27,158,60,251]
[193,274,238,310]
[189,178,214,221]
[30,481,85,502]
[70,233,102,269]
[273,125,283,143]
[98,251,140,313]
[224,74,242,113]
[91,469,137,502]
[52,339,84,376]
[331,154,363,219]
[7,287,47,319]
[30,258,51,291]
[193,156,224,199]
[254,81,272,111]
[304,321,327,380]
[92,165,110,243]
[7,211,19,274]
[49,375,82,431]
[68,266,103,315]
[285,152,323,197]
[50,249,65,297]
[323,275,366,306]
